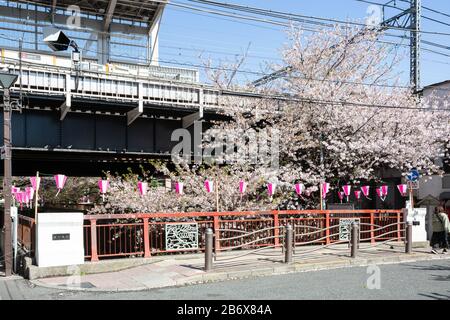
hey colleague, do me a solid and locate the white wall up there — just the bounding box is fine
[422,81,450,109]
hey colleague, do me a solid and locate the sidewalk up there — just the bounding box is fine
[31,243,450,292]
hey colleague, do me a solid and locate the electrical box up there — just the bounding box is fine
[403,207,427,244]
[36,212,84,267]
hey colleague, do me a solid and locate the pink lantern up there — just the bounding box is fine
[354,190,362,200]
[98,179,109,202]
[376,187,387,202]
[30,176,41,190]
[25,187,34,201]
[342,185,351,202]
[15,191,27,209]
[397,184,408,196]
[322,182,330,199]
[342,185,351,197]
[54,174,67,196]
[361,186,370,197]
[13,192,21,203]
[295,183,304,196]
[138,181,148,196]
[175,182,184,195]
[204,180,214,193]
[376,188,382,197]
[239,180,247,194]
[338,191,344,203]
[23,192,30,205]
[381,185,389,196]
[98,180,109,194]
[267,183,276,196]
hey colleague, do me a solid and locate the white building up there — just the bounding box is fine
[417,80,450,239]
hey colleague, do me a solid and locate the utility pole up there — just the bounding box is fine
[409,0,421,93]
[0,71,18,277]
[3,88,12,276]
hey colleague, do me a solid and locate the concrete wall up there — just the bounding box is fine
[417,175,450,200]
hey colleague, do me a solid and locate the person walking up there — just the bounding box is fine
[431,206,450,254]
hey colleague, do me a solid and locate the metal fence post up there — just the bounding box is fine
[284,224,293,264]
[351,222,358,258]
[406,222,412,254]
[213,215,220,253]
[90,219,99,262]
[143,218,151,258]
[205,228,213,271]
[273,211,280,247]
[325,212,330,244]
[370,212,375,244]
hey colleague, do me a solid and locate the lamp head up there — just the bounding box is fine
[43,27,73,52]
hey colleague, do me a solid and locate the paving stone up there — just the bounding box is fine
[141,277,177,289]
[226,269,252,279]
[250,267,275,277]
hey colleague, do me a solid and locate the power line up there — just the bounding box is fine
[220,89,450,112]
[0,41,403,91]
[422,46,450,58]
[7,0,450,58]
[422,15,450,28]
[0,4,447,91]
[3,32,450,93]
[179,0,450,36]
[357,0,450,21]
[420,4,450,19]
[393,0,450,18]
[167,1,450,54]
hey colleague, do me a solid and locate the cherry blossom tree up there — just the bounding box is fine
[202,25,450,207]
[93,25,450,213]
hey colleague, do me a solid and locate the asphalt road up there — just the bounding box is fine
[1,259,449,300]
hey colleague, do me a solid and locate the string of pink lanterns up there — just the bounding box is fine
[169,180,409,203]
[12,175,411,209]
[12,174,68,209]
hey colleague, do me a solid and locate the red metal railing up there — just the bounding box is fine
[83,209,404,261]
[17,210,404,262]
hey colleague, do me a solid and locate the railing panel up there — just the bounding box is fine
[95,221,145,258]
[218,218,275,250]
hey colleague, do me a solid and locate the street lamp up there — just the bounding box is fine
[43,27,81,90]
[0,70,18,277]
[43,28,79,53]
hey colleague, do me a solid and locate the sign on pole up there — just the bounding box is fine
[406,169,420,182]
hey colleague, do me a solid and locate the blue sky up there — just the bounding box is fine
[158,0,450,88]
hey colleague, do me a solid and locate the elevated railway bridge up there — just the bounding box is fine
[0,0,229,176]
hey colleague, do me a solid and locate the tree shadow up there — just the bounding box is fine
[419,291,450,300]
[403,263,450,273]
[403,262,450,283]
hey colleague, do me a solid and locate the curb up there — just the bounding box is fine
[30,253,450,293]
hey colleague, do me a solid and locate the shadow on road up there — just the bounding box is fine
[419,291,450,300]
